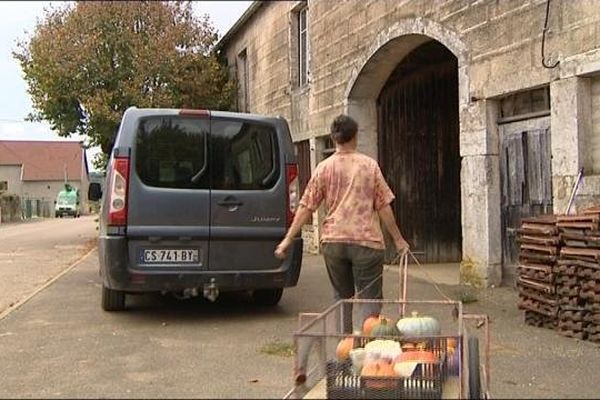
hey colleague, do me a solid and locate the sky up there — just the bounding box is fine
[0,1,252,170]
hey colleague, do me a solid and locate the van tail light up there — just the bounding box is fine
[286,163,299,228]
[108,156,130,226]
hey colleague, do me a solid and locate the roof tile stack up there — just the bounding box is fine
[517,215,559,329]
[556,208,600,342]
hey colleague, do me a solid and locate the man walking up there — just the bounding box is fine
[275,114,409,333]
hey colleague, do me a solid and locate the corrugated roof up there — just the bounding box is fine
[0,140,87,182]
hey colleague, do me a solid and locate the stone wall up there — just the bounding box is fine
[219,0,600,286]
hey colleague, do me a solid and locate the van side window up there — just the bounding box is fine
[135,117,209,189]
[211,120,279,190]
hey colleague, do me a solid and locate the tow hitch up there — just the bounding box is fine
[203,278,219,302]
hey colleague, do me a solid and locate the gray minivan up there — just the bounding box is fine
[88,107,303,311]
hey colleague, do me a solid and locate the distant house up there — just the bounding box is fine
[0,140,90,219]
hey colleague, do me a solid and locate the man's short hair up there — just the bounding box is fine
[330,115,358,144]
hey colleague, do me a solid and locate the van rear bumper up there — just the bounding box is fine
[98,236,303,293]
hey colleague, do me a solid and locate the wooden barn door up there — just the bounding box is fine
[377,42,461,264]
[500,117,553,280]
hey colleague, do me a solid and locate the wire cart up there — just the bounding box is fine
[284,254,491,399]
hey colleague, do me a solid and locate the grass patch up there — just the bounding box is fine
[460,291,478,304]
[260,341,295,357]
[457,283,479,304]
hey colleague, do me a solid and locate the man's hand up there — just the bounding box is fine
[377,205,410,257]
[395,238,410,256]
[274,205,313,260]
[275,237,293,259]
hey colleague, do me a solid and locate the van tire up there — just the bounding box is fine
[252,288,283,306]
[102,286,126,311]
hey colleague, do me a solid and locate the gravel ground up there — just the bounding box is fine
[409,277,600,399]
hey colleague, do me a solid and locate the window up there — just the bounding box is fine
[135,116,209,189]
[499,86,550,123]
[321,135,335,160]
[298,6,309,86]
[211,119,279,190]
[0,181,7,193]
[237,49,249,112]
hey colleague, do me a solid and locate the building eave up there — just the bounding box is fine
[213,1,264,54]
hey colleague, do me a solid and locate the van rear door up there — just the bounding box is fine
[127,114,211,270]
[208,116,287,272]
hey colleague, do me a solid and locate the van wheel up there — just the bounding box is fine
[102,286,126,311]
[252,288,283,306]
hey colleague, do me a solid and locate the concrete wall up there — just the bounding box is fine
[0,165,23,197]
[220,0,600,286]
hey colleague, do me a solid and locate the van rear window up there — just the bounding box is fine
[135,116,209,189]
[211,119,279,190]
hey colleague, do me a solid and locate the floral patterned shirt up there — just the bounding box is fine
[299,151,395,249]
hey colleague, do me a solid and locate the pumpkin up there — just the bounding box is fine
[401,342,416,352]
[370,318,400,338]
[393,351,437,377]
[402,341,428,351]
[336,337,355,361]
[363,315,393,336]
[396,311,441,337]
[393,361,418,377]
[360,359,396,388]
[364,339,401,361]
[447,337,458,353]
[395,351,437,363]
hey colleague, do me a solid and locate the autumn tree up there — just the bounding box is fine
[14,1,235,169]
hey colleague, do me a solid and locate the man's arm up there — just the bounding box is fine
[274,205,313,259]
[377,204,409,254]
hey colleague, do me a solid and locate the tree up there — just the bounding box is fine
[14,1,236,169]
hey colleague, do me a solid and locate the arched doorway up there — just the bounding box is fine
[377,40,461,263]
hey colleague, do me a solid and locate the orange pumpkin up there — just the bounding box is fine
[360,359,396,388]
[362,315,393,336]
[395,350,437,364]
[447,337,458,353]
[335,337,354,361]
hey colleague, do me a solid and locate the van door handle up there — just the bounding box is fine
[218,198,242,212]
[217,199,243,207]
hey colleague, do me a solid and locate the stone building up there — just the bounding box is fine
[215,0,600,286]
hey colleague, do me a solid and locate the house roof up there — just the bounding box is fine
[213,1,263,53]
[0,140,88,182]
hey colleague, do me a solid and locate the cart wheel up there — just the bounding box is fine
[468,336,481,399]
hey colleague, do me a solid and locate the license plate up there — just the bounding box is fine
[141,249,200,265]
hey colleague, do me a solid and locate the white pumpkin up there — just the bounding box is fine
[364,339,402,361]
[396,311,441,337]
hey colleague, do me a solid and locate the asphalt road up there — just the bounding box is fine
[0,216,335,398]
[2,217,600,398]
[0,216,97,315]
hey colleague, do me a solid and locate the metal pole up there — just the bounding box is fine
[401,253,408,317]
[566,167,584,214]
